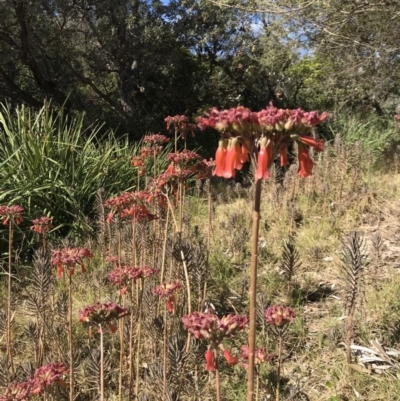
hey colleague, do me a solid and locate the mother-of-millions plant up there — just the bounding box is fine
[51,247,93,401]
[197,104,327,400]
[0,204,23,375]
[79,302,128,401]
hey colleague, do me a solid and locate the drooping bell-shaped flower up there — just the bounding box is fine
[223,138,242,178]
[297,143,315,178]
[213,139,228,177]
[298,136,324,152]
[223,348,239,366]
[205,349,216,371]
[255,137,272,180]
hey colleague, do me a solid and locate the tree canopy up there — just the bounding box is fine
[0,0,398,137]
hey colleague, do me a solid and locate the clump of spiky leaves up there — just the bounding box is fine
[279,236,302,294]
[25,248,54,367]
[341,231,369,363]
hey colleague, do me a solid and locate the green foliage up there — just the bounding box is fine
[328,115,400,158]
[0,103,157,237]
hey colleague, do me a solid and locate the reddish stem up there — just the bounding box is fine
[246,179,262,401]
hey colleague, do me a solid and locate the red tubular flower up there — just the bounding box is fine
[240,141,250,164]
[297,143,315,178]
[255,138,272,180]
[224,138,244,178]
[223,348,239,366]
[298,136,324,152]
[205,349,216,371]
[280,146,288,167]
[166,295,175,313]
[166,163,175,174]
[213,139,228,177]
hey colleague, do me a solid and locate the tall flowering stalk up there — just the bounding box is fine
[108,265,158,399]
[29,216,53,367]
[197,104,326,401]
[153,280,182,400]
[79,302,128,401]
[264,305,296,401]
[0,205,23,374]
[182,311,248,401]
[51,247,93,401]
[241,345,276,401]
[165,115,196,151]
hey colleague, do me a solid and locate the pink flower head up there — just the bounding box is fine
[264,305,296,327]
[30,363,69,395]
[165,115,196,138]
[105,191,156,222]
[108,265,143,286]
[218,314,249,336]
[197,106,258,135]
[0,205,24,226]
[141,265,159,278]
[181,311,248,343]
[181,311,218,340]
[51,247,93,278]
[30,216,53,234]
[241,345,275,367]
[0,381,33,401]
[195,158,216,179]
[142,134,170,146]
[79,302,128,326]
[152,280,181,298]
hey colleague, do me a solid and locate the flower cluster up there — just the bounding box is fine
[182,311,248,343]
[79,302,128,330]
[142,134,170,145]
[51,247,93,278]
[153,281,181,298]
[156,150,203,192]
[131,155,146,176]
[0,382,32,401]
[264,305,296,333]
[197,104,327,179]
[197,106,258,133]
[241,345,275,368]
[30,216,53,234]
[0,363,68,401]
[395,115,400,128]
[182,311,247,371]
[104,191,157,222]
[0,205,24,225]
[165,115,196,138]
[195,158,216,179]
[30,363,69,395]
[108,265,158,294]
[141,134,170,157]
[153,281,182,313]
